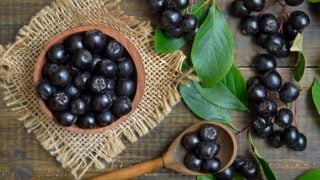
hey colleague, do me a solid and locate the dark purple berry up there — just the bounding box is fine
[279,82,300,103]
[257,99,277,118]
[55,111,77,127]
[89,76,108,94]
[164,27,185,38]
[71,98,87,115]
[184,153,202,171]
[77,113,96,129]
[244,0,265,12]
[233,156,246,170]
[90,55,103,71]
[161,8,183,29]
[84,30,107,52]
[254,124,273,138]
[272,41,290,58]
[80,93,93,105]
[42,63,59,78]
[265,33,285,54]
[112,96,132,117]
[182,132,201,151]
[290,133,307,151]
[47,43,68,64]
[288,11,310,32]
[216,167,235,180]
[248,85,267,102]
[105,40,124,60]
[172,0,189,10]
[98,59,117,78]
[117,57,135,78]
[239,160,258,179]
[282,125,299,146]
[181,14,198,33]
[275,108,293,128]
[285,0,304,6]
[65,85,80,99]
[240,16,260,35]
[74,72,91,90]
[50,66,71,87]
[48,91,70,111]
[261,70,282,91]
[92,93,113,112]
[200,125,219,142]
[247,76,261,89]
[283,22,299,40]
[259,13,279,34]
[202,157,221,174]
[72,49,93,70]
[37,80,56,100]
[64,34,84,52]
[116,79,136,98]
[149,0,167,13]
[230,0,251,18]
[97,110,115,127]
[254,54,277,73]
[196,142,220,160]
[268,130,284,148]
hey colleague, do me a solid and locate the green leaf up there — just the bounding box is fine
[191,2,234,87]
[307,0,320,3]
[298,169,320,180]
[312,78,320,114]
[290,33,303,52]
[248,131,278,180]
[154,27,187,54]
[179,80,231,124]
[194,65,249,111]
[293,52,306,82]
[197,174,215,180]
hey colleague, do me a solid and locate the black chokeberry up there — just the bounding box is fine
[261,70,282,91]
[47,43,69,64]
[164,27,185,38]
[112,96,132,117]
[255,32,268,48]
[182,132,201,151]
[181,14,198,33]
[202,157,221,174]
[268,130,284,148]
[272,41,290,58]
[265,33,285,54]
[247,76,261,89]
[97,110,115,127]
[149,0,168,13]
[70,98,87,115]
[254,54,277,74]
[117,57,135,78]
[84,30,107,52]
[257,99,277,118]
[233,156,246,170]
[65,85,80,99]
[172,0,189,10]
[184,153,202,171]
[90,55,103,71]
[279,82,300,103]
[283,22,299,41]
[55,111,77,127]
[92,93,113,112]
[196,142,220,160]
[186,25,199,40]
[215,167,235,180]
[37,80,56,100]
[239,160,258,179]
[48,91,70,111]
[105,40,124,60]
[74,71,91,90]
[89,76,108,94]
[80,93,93,105]
[77,113,96,129]
[240,16,260,35]
[67,63,81,76]
[64,34,84,52]
[248,85,267,102]
[275,108,293,128]
[230,0,251,18]
[116,79,136,98]
[290,133,307,151]
[254,124,273,138]
[285,0,304,6]
[259,13,279,34]
[42,62,59,78]
[50,66,72,87]
[72,49,93,70]
[282,125,299,146]
[288,11,310,32]
[98,59,117,78]
[252,115,271,129]
[244,0,265,12]
[200,125,219,142]
[161,8,183,29]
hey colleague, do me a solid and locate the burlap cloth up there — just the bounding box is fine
[0,0,186,179]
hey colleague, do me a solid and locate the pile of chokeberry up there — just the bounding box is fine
[37,30,137,129]
[230,0,310,57]
[149,0,199,39]
[247,53,307,151]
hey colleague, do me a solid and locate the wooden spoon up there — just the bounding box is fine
[91,121,237,180]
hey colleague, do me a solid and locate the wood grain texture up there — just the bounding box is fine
[0,0,319,180]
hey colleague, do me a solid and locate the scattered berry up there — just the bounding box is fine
[182,132,201,151]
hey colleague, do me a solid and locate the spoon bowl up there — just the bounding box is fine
[92,121,237,180]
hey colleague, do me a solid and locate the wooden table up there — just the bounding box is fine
[0,0,319,179]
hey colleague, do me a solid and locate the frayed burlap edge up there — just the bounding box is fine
[0,0,186,179]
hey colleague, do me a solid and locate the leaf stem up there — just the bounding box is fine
[229,123,240,131]
[235,124,252,136]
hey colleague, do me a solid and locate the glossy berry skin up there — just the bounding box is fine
[230,0,250,18]
[186,25,199,40]
[254,54,277,74]
[97,110,115,127]
[77,113,96,129]
[83,30,107,52]
[244,0,265,12]
[265,33,285,54]
[117,58,135,78]
[261,70,282,91]
[72,49,93,70]
[215,167,235,180]
[98,60,117,78]
[105,40,124,60]
[275,108,293,128]
[181,15,198,33]
[252,115,271,129]
[112,96,132,117]
[239,160,258,179]
[202,157,221,174]
[184,153,202,171]
[281,125,299,146]
[92,93,113,112]
[55,111,77,127]
[172,0,189,10]
[116,79,136,97]
[288,11,310,32]
[74,72,91,90]
[290,133,307,151]
[233,156,246,170]
[80,93,93,105]
[240,16,259,35]
[67,64,81,76]
[70,98,87,115]
[182,132,201,151]
[149,0,167,13]
[283,22,299,41]
[285,0,304,6]
[164,27,185,38]
[42,63,60,78]
[196,142,220,160]
[65,85,80,99]
[64,34,84,52]
[48,91,70,111]
[255,32,268,48]
[248,85,267,102]
[268,130,284,148]
[257,99,277,118]
[37,80,56,100]
[200,125,219,142]
[254,124,273,138]
[90,55,103,71]
[259,13,279,34]
[50,66,71,87]
[279,82,300,103]
[161,8,183,29]
[273,41,290,58]
[47,43,68,64]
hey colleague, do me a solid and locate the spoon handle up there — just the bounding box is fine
[91,157,164,180]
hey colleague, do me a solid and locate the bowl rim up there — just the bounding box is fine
[33,24,145,134]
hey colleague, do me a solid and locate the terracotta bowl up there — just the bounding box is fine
[33,25,145,134]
